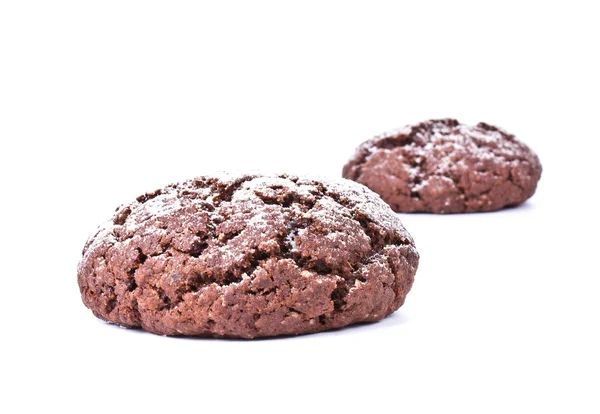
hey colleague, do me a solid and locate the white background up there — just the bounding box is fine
[1,1,599,413]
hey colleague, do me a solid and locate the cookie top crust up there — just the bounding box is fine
[84,173,415,267]
[342,119,542,213]
[78,173,419,338]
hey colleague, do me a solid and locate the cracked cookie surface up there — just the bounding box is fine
[342,119,542,213]
[78,174,419,338]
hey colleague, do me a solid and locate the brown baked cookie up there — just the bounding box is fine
[78,174,419,338]
[342,119,542,213]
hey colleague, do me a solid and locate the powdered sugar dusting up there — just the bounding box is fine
[82,173,415,266]
[365,119,535,167]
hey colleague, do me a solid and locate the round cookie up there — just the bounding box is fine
[342,119,542,213]
[78,174,419,338]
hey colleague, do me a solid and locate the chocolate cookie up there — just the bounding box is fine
[78,174,419,338]
[342,119,542,213]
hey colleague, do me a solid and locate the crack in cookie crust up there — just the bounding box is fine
[77,174,419,338]
[342,119,542,213]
